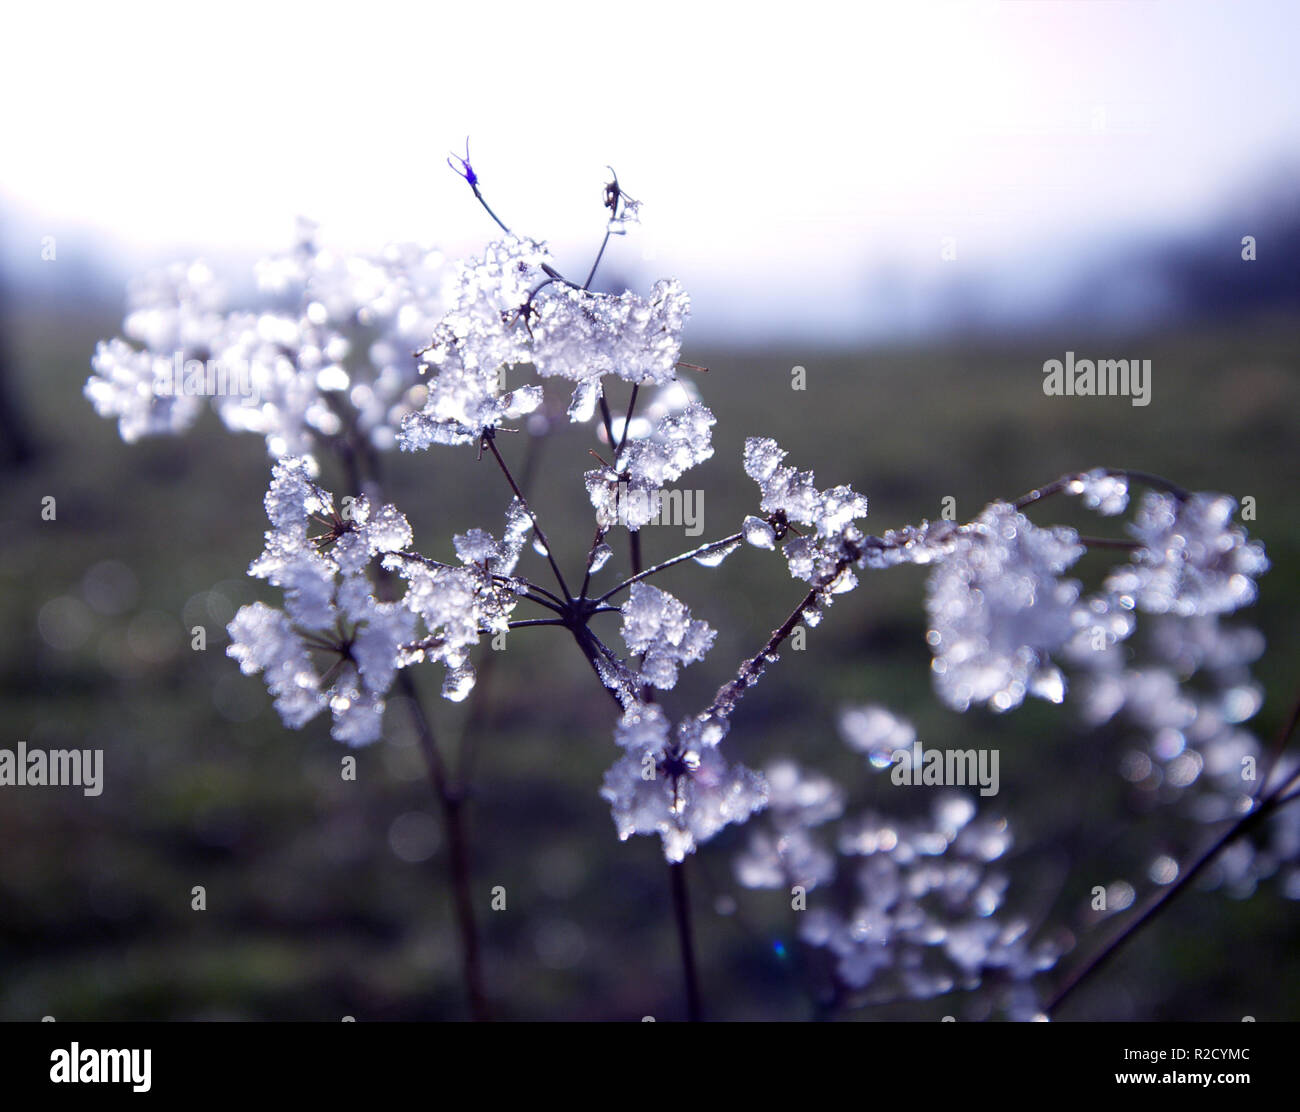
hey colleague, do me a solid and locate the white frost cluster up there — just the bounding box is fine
[399,239,692,445]
[799,792,1060,1008]
[89,223,449,461]
[398,237,546,447]
[743,438,869,605]
[531,278,690,390]
[601,702,767,863]
[734,760,844,890]
[383,499,532,701]
[925,502,1091,713]
[226,458,415,745]
[1105,492,1269,616]
[86,261,226,442]
[586,401,715,532]
[619,582,716,690]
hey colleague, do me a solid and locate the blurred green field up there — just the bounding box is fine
[2,290,1298,1021]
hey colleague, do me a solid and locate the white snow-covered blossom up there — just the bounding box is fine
[839,705,918,768]
[619,582,716,690]
[85,261,227,442]
[601,702,767,863]
[90,222,451,462]
[531,279,690,390]
[743,438,869,605]
[383,498,532,701]
[1068,468,1130,516]
[734,760,844,890]
[586,401,715,532]
[226,458,415,745]
[399,237,690,445]
[1106,491,1269,616]
[925,502,1090,713]
[800,792,1061,1007]
[398,236,546,447]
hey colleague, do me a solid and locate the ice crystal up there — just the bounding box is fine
[743,437,869,589]
[226,458,415,744]
[619,582,716,690]
[531,279,690,392]
[602,702,767,863]
[925,502,1086,713]
[384,498,531,699]
[1105,492,1269,616]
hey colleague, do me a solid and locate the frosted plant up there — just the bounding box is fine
[85,150,1299,1024]
[1105,491,1269,616]
[924,502,1086,713]
[602,702,767,864]
[85,261,226,442]
[619,582,716,691]
[226,457,415,745]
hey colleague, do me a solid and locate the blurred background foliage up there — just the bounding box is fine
[1,270,1297,1021]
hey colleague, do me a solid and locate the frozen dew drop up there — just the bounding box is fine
[693,538,740,567]
[587,543,613,574]
[442,664,476,702]
[743,515,777,550]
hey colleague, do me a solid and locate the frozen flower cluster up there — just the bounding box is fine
[586,398,715,532]
[924,502,1090,713]
[383,498,533,701]
[742,437,870,610]
[86,261,226,442]
[226,458,415,745]
[1106,491,1269,617]
[619,583,716,691]
[798,789,1061,1011]
[398,237,691,446]
[734,760,845,890]
[88,221,448,462]
[735,711,1063,1014]
[601,702,767,863]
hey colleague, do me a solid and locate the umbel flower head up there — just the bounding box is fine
[226,458,415,745]
[601,703,768,863]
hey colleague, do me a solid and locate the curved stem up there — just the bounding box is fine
[1047,694,1300,1016]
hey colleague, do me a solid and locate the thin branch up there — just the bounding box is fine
[482,430,573,602]
[615,384,640,459]
[595,532,745,605]
[704,550,856,724]
[1047,691,1300,1016]
[1014,468,1188,512]
[1256,690,1300,801]
[583,230,612,290]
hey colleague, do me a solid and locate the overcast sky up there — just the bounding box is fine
[3,0,1296,338]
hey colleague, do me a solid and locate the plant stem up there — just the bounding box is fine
[670,860,703,1022]
[1047,697,1300,1017]
[399,670,489,1021]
